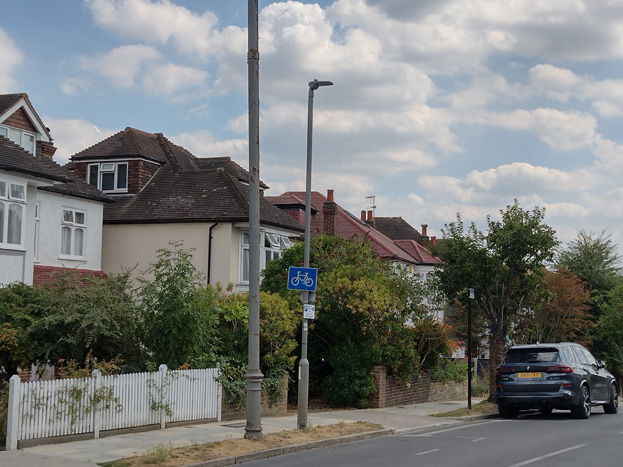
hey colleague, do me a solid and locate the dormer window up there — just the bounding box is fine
[88,162,128,192]
[0,125,36,155]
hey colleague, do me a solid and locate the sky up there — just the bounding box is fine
[2,0,623,257]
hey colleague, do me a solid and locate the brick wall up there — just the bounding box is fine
[4,108,37,132]
[33,265,107,287]
[369,366,431,408]
[221,373,289,421]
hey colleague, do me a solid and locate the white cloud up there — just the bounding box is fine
[44,118,117,164]
[0,28,23,92]
[171,130,247,160]
[141,63,208,95]
[79,45,163,88]
[84,0,219,58]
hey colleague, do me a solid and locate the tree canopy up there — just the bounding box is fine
[432,201,558,399]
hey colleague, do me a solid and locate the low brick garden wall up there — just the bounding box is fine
[221,372,289,421]
[369,365,467,408]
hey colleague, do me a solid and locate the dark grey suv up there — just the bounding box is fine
[496,343,618,419]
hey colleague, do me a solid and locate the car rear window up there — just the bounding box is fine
[503,348,560,364]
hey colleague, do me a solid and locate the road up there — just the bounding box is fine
[248,409,623,466]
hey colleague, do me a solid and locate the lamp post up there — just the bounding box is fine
[244,0,262,441]
[467,288,474,410]
[298,79,333,429]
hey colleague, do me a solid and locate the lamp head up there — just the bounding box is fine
[309,79,333,90]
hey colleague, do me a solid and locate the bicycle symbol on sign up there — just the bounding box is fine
[290,271,314,288]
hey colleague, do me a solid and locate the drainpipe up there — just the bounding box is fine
[207,222,219,284]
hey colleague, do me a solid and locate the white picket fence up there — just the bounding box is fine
[5,364,222,450]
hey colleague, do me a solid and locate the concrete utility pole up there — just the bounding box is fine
[297,79,333,429]
[245,0,263,441]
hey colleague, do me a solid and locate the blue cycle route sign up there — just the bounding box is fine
[287,266,317,291]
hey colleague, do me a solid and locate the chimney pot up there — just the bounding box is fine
[421,224,428,236]
[431,236,436,245]
[327,189,334,202]
[367,210,373,221]
[361,210,366,221]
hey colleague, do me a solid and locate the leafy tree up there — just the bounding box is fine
[556,229,622,318]
[137,242,219,369]
[511,267,592,345]
[432,201,558,400]
[591,279,623,381]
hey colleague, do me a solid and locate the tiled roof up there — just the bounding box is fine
[267,191,427,264]
[0,136,112,203]
[374,217,422,242]
[0,94,25,116]
[71,127,174,164]
[394,239,440,265]
[88,129,301,230]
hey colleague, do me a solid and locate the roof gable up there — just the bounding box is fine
[0,93,51,142]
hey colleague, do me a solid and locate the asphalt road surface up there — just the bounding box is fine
[248,409,623,466]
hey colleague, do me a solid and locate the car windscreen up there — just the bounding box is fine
[503,348,560,364]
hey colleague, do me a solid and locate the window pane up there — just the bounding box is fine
[101,173,115,190]
[23,134,35,154]
[8,204,22,244]
[61,226,72,255]
[88,165,99,188]
[117,164,128,189]
[243,232,249,246]
[63,209,74,223]
[8,128,20,146]
[0,126,7,138]
[0,181,6,198]
[10,184,25,200]
[73,229,84,256]
[101,163,115,171]
[242,248,249,282]
[75,211,85,225]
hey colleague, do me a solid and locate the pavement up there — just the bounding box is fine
[0,399,494,466]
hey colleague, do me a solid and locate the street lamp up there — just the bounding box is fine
[298,78,333,429]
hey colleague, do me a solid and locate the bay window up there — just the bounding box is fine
[0,179,26,248]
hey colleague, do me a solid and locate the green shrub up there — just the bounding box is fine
[430,359,468,383]
[0,380,8,446]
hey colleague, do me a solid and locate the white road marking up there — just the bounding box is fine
[416,449,440,456]
[456,436,486,442]
[405,420,505,437]
[506,444,587,467]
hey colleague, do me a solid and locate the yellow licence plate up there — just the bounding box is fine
[517,372,541,378]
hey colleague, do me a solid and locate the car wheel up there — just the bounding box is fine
[539,408,553,416]
[604,383,618,414]
[498,405,519,419]
[571,385,591,419]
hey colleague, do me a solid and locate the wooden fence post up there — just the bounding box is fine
[92,369,102,439]
[6,374,21,450]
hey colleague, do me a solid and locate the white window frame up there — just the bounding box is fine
[87,162,129,193]
[0,179,27,249]
[0,125,36,155]
[59,207,87,259]
[34,201,40,262]
[239,230,292,284]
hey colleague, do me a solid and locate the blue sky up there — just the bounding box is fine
[2,0,623,256]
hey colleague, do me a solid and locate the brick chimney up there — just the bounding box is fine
[421,224,428,236]
[37,140,57,160]
[323,189,337,236]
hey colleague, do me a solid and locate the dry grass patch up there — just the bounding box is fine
[99,421,384,467]
[431,400,498,417]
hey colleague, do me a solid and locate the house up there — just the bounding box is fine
[0,93,111,286]
[367,216,440,276]
[266,189,440,275]
[69,127,304,290]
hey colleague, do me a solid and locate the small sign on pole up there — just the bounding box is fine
[303,304,315,319]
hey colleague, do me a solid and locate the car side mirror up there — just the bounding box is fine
[598,361,606,369]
